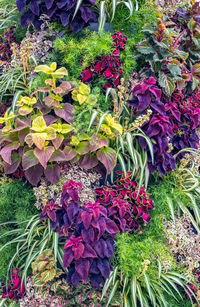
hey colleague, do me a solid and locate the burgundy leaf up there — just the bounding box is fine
[97,147,117,174]
[52,136,64,149]
[45,0,54,9]
[16,0,26,13]
[81,228,94,244]
[50,149,66,162]
[79,154,98,170]
[24,164,43,186]
[63,146,77,161]
[44,164,61,184]
[4,153,21,174]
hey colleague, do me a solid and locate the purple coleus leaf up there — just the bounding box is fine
[45,0,54,9]
[64,235,84,260]
[105,218,119,235]
[75,259,90,281]
[97,258,111,278]
[41,200,60,222]
[29,0,40,15]
[82,244,97,258]
[81,211,93,229]
[16,0,26,14]
[63,248,74,268]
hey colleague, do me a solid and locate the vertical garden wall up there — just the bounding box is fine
[0,0,200,306]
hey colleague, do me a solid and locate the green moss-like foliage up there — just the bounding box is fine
[0,179,37,280]
[0,179,37,224]
[115,232,176,279]
[112,1,158,43]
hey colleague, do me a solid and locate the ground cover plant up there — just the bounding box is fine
[0,0,200,306]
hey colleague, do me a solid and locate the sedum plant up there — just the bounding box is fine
[0,62,122,185]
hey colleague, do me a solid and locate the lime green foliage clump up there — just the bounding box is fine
[116,232,175,279]
[53,30,113,80]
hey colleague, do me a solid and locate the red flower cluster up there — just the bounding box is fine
[81,31,127,89]
[0,27,16,63]
[96,172,154,232]
[2,269,25,300]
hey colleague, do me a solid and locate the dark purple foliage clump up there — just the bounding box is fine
[128,77,200,176]
[16,0,97,32]
[40,175,153,288]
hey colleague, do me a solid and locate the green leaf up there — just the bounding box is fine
[158,71,175,96]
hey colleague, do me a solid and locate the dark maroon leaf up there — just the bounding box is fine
[94,240,106,258]
[24,164,43,186]
[89,259,100,274]
[4,153,21,174]
[30,0,40,15]
[81,228,94,244]
[44,164,61,184]
[90,274,104,289]
[71,270,82,286]
[57,0,68,9]
[21,10,34,29]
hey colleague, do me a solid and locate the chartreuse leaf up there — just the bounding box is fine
[31,116,47,132]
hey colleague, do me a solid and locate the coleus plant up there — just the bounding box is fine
[16,0,97,32]
[0,63,121,185]
[81,31,128,89]
[40,175,153,287]
[2,269,25,301]
[0,27,17,63]
[41,179,118,288]
[136,17,200,95]
[128,76,200,175]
